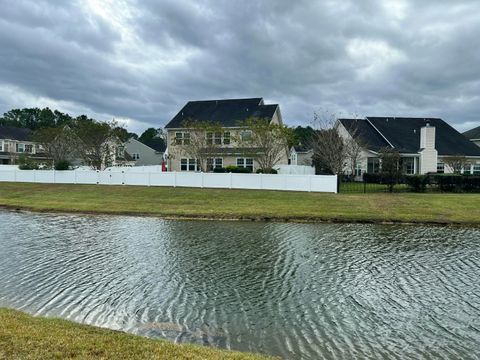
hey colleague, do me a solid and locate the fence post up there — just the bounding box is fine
[229,172,232,189]
[174,171,177,188]
[363,180,366,194]
[53,169,56,184]
[96,170,99,185]
[201,172,204,188]
[33,169,36,183]
[309,175,312,192]
[148,172,151,187]
[14,169,16,182]
[74,170,77,184]
[122,170,125,185]
[260,173,263,190]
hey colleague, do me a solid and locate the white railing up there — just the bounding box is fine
[0,169,337,193]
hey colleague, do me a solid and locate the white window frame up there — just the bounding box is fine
[180,158,198,171]
[236,157,254,172]
[223,132,231,145]
[16,143,25,153]
[473,164,480,175]
[175,132,190,145]
[463,165,472,175]
[437,162,445,174]
[240,130,252,142]
[207,157,223,171]
[0,141,3,152]
[25,144,34,154]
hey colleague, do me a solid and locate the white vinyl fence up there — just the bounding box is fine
[0,169,337,193]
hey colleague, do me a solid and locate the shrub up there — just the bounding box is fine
[432,174,463,192]
[405,175,429,192]
[17,154,39,170]
[54,160,71,171]
[225,165,251,173]
[256,168,278,174]
[212,167,227,173]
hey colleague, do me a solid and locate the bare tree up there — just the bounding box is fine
[239,117,292,172]
[443,155,471,174]
[310,112,346,175]
[344,132,365,178]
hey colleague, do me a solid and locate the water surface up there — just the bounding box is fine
[0,210,479,359]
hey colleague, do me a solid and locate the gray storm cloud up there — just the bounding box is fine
[0,0,479,132]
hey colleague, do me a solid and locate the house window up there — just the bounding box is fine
[25,144,34,153]
[0,141,3,152]
[473,164,480,175]
[463,166,472,175]
[367,157,380,173]
[437,162,445,174]
[223,132,231,145]
[214,132,222,145]
[132,153,140,160]
[181,158,197,171]
[402,157,415,175]
[241,130,252,142]
[207,132,228,145]
[207,157,223,171]
[237,158,254,172]
[355,163,362,177]
[206,132,213,145]
[16,143,25,153]
[175,132,190,145]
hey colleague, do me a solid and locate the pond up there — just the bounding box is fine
[0,210,479,359]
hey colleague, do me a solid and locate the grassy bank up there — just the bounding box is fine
[0,182,479,225]
[0,308,272,360]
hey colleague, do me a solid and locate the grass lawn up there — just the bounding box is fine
[0,308,273,360]
[0,182,479,224]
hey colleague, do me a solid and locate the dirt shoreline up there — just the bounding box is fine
[1,204,478,227]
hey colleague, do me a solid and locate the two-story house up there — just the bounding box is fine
[0,126,50,165]
[164,98,288,172]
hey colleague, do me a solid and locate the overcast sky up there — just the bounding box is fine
[1,0,479,134]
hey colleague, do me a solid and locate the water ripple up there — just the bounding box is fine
[1,210,480,359]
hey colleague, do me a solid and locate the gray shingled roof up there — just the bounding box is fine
[338,118,389,152]
[142,139,166,152]
[165,98,279,128]
[463,125,480,140]
[0,126,32,141]
[339,117,480,156]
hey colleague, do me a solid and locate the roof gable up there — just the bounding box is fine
[463,125,480,140]
[338,118,389,152]
[165,98,279,128]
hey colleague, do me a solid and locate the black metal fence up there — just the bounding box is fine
[339,174,480,194]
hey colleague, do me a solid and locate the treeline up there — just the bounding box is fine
[0,107,166,147]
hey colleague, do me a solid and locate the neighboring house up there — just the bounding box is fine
[463,125,480,148]
[164,98,288,172]
[0,126,50,165]
[338,117,480,176]
[125,138,166,166]
[289,145,313,166]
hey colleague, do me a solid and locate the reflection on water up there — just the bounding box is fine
[0,210,479,359]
